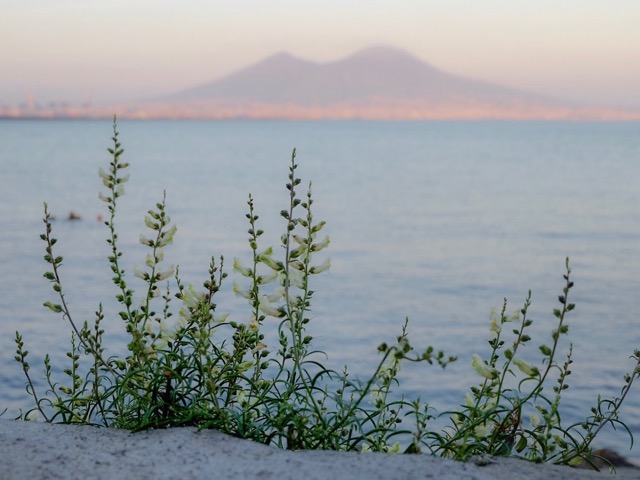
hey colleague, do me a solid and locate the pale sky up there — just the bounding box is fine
[2,0,640,107]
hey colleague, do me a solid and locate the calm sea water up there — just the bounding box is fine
[1,119,639,459]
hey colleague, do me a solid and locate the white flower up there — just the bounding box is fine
[144,215,159,231]
[370,386,384,408]
[232,282,252,300]
[471,354,497,380]
[26,410,43,422]
[259,296,284,318]
[311,221,326,233]
[155,321,175,345]
[212,312,230,324]
[145,251,164,267]
[237,361,254,373]
[292,235,307,246]
[155,265,175,282]
[258,270,279,285]
[266,289,285,303]
[182,284,204,309]
[139,234,154,247]
[489,319,501,338]
[311,236,330,252]
[513,358,539,376]
[98,168,112,188]
[385,442,400,454]
[249,318,259,332]
[258,254,284,272]
[474,423,489,438]
[530,413,541,428]
[133,265,148,280]
[289,260,305,271]
[287,268,305,288]
[260,246,274,256]
[157,225,177,247]
[236,389,248,406]
[310,258,331,274]
[233,257,252,277]
[144,322,154,335]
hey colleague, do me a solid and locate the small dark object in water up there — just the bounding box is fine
[68,211,82,221]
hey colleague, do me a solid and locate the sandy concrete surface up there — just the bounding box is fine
[0,420,637,480]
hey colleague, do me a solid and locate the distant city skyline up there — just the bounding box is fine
[2,1,640,108]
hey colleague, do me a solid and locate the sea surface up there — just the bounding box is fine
[1,119,639,460]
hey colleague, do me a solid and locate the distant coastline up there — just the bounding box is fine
[2,108,639,121]
[3,46,640,122]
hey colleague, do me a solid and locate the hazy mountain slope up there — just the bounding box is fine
[115,45,638,119]
[168,45,561,107]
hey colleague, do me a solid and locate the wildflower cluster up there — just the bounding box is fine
[14,119,452,450]
[431,262,640,469]
[13,119,639,470]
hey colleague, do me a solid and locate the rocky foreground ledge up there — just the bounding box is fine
[0,420,637,480]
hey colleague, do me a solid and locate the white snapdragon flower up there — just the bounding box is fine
[292,235,307,246]
[530,413,541,428]
[98,168,112,188]
[370,386,384,408]
[133,265,148,280]
[235,389,248,406]
[287,268,305,288]
[258,270,279,285]
[311,220,326,233]
[288,260,305,271]
[513,358,539,376]
[139,234,154,247]
[233,257,252,277]
[465,393,475,408]
[471,354,498,380]
[258,254,284,272]
[310,258,331,274]
[145,250,165,267]
[144,215,159,231]
[311,236,330,252]
[157,225,177,248]
[155,265,175,282]
[268,290,285,302]
[259,296,284,318]
[212,312,230,324]
[385,442,400,454]
[182,284,204,309]
[232,282,252,300]
[26,410,43,422]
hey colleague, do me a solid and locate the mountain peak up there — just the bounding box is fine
[145,46,640,120]
[345,44,425,62]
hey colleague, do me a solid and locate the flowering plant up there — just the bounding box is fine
[14,119,639,470]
